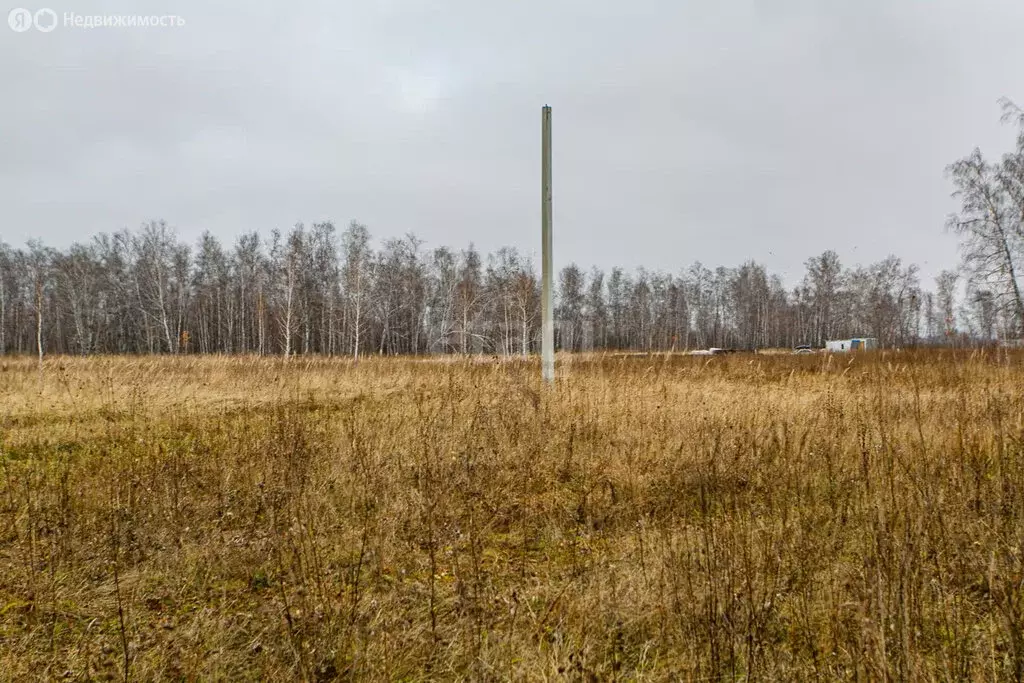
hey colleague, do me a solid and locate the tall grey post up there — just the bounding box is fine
[541,105,554,383]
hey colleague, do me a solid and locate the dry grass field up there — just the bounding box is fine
[2,350,1024,681]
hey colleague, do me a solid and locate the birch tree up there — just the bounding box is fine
[341,221,372,361]
[947,104,1024,335]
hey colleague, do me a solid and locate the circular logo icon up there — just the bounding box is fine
[34,8,57,32]
[8,7,32,32]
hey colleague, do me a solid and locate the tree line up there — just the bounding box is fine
[0,223,1012,358]
[2,104,1023,358]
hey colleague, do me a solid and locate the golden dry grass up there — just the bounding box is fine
[1,350,1023,681]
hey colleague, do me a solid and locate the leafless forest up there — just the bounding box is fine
[3,105,1024,358]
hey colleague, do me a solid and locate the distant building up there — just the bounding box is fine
[825,337,878,352]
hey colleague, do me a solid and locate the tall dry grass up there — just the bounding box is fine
[1,350,1023,681]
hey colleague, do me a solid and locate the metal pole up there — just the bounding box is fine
[541,105,554,383]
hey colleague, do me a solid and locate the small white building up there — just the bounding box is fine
[825,337,878,352]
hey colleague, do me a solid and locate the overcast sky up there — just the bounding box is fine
[2,0,1023,287]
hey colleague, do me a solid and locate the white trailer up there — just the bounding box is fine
[825,338,878,352]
